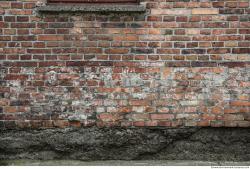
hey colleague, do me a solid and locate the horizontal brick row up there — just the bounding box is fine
[2,61,250,68]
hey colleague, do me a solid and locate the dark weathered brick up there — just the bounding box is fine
[232,48,250,54]
[182,49,206,54]
[131,48,154,54]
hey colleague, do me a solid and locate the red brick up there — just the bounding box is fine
[4,74,28,80]
[147,16,162,22]
[17,16,29,22]
[202,114,216,120]
[238,2,249,8]
[38,35,64,41]
[24,3,35,9]
[157,49,180,54]
[150,114,174,120]
[69,121,81,128]
[212,2,224,8]
[11,23,35,28]
[129,100,150,106]
[153,22,177,28]
[230,101,250,107]
[105,48,129,54]
[145,121,158,127]
[11,2,23,9]
[114,35,138,41]
[232,48,250,54]
[98,113,117,122]
[27,49,51,54]
[158,121,171,127]
[197,120,210,127]
[133,121,145,127]
[4,106,18,113]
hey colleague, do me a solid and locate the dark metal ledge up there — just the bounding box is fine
[37,4,146,13]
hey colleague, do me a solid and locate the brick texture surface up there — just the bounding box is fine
[0,0,249,129]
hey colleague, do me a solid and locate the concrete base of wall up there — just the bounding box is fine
[2,160,250,166]
[0,127,249,161]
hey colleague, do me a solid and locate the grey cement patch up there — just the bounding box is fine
[0,127,250,161]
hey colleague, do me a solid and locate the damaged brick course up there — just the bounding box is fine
[0,0,249,129]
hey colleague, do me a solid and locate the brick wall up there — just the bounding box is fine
[0,0,249,129]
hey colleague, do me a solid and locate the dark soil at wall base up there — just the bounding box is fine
[0,127,250,161]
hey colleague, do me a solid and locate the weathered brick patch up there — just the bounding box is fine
[0,0,249,129]
[1,62,249,128]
